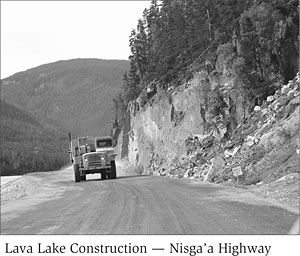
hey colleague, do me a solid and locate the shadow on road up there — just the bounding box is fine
[114,174,149,180]
[79,174,149,183]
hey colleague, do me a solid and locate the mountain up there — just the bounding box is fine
[1,99,39,126]
[1,100,69,176]
[1,58,129,137]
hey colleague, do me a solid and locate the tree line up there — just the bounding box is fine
[1,100,69,176]
[1,123,69,176]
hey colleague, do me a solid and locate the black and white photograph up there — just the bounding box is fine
[1,0,299,241]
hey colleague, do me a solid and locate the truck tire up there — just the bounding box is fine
[101,171,107,180]
[109,161,117,179]
[73,164,80,182]
[81,175,86,181]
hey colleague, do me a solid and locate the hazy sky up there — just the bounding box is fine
[1,1,151,78]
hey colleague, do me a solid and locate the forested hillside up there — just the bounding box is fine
[2,59,129,137]
[1,100,69,176]
[1,59,129,176]
[113,0,299,140]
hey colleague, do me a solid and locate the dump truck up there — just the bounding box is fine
[68,133,117,182]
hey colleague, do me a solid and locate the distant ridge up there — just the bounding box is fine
[1,58,129,137]
[3,58,129,79]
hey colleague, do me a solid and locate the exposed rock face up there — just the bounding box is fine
[119,70,300,192]
[122,72,245,174]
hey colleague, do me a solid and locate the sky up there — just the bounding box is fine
[1,1,151,79]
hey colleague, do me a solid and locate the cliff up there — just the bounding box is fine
[121,70,247,172]
[117,71,300,206]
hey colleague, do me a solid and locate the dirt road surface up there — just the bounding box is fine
[1,166,298,234]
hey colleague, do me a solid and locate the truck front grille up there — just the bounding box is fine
[88,161,103,167]
[86,153,105,167]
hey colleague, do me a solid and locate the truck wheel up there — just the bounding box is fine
[81,175,86,181]
[109,161,117,179]
[101,171,107,180]
[73,164,80,182]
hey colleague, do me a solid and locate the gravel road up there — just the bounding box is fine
[1,166,298,234]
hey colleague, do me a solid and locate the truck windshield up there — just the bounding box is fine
[96,139,112,148]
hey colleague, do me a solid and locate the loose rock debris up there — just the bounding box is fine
[149,72,300,207]
[1,176,43,205]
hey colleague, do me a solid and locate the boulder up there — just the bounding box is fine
[160,168,167,176]
[211,155,224,167]
[281,85,289,95]
[246,140,254,147]
[224,145,241,158]
[254,106,261,112]
[290,96,300,106]
[261,109,269,116]
[287,87,297,97]
[267,95,274,103]
[183,169,190,178]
